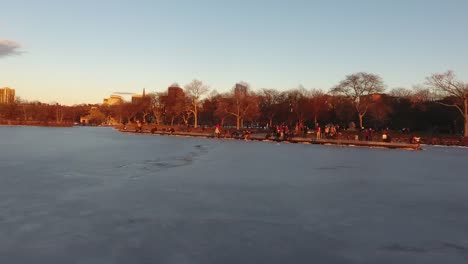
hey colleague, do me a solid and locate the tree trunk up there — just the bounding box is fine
[236,116,241,130]
[154,115,160,125]
[463,115,468,138]
[314,114,317,127]
[464,98,468,137]
[152,110,161,125]
[269,118,273,128]
[463,98,468,146]
[170,116,174,126]
[194,107,198,128]
[22,105,27,121]
[359,114,364,129]
[56,107,63,124]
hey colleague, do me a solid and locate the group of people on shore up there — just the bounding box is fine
[214,124,253,140]
[273,124,293,140]
[121,119,468,146]
[315,124,342,139]
[128,120,423,145]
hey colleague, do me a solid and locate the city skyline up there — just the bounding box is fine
[1,0,468,105]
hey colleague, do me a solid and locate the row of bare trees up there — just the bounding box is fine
[330,71,467,136]
[0,100,90,125]
[1,71,466,136]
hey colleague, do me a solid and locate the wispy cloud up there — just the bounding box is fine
[0,39,22,57]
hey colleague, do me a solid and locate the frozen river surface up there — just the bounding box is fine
[1,126,467,264]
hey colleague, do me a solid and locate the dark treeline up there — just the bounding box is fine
[0,101,89,126]
[1,71,467,136]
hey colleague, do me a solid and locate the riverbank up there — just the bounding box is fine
[121,124,468,147]
[117,127,422,151]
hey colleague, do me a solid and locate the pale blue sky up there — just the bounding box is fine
[1,0,467,105]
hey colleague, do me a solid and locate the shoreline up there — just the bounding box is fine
[116,123,468,147]
[117,128,422,151]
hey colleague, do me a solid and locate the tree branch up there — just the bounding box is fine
[435,101,464,117]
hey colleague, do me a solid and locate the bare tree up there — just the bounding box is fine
[410,85,432,108]
[55,104,64,124]
[121,102,140,124]
[184,79,209,128]
[148,92,165,125]
[14,97,29,121]
[214,96,231,126]
[259,89,283,127]
[389,87,413,98]
[309,89,328,127]
[218,82,259,129]
[285,87,311,125]
[330,72,385,128]
[180,100,193,126]
[426,71,468,137]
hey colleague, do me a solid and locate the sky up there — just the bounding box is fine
[1,0,467,105]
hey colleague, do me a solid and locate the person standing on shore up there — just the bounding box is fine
[136,120,142,133]
[364,128,370,141]
[316,126,321,140]
[214,124,221,138]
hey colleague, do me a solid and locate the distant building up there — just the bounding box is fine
[131,94,144,104]
[131,88,147,104]
[167,85,184,98]
[165,85,185,109]
[103,95,123,106]
[0,87,15,104]
[234,83,248,96]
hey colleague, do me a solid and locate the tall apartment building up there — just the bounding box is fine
[0,87,15,104]
[234,83,248,96]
